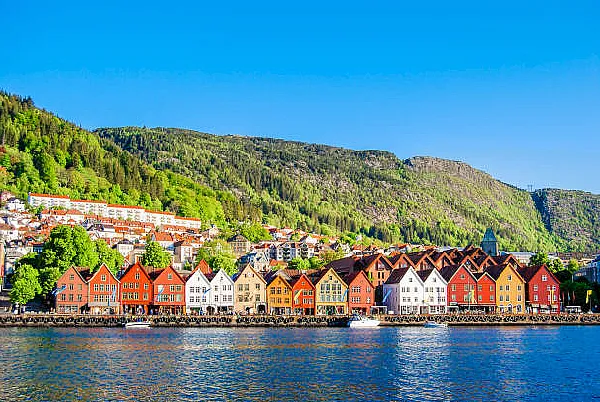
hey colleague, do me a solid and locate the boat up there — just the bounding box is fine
[347,314,380,328]
[423,321,448,328]
[123,320,152,329]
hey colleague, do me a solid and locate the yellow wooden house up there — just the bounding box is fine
[484,264,525,313]
[311,268,348,315]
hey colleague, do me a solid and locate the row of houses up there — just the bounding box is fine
[54,262,375,316]
[54,252,561,316]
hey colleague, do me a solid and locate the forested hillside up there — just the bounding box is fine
[0,92,235,223]
[2,90,598,252]
[533,189,600,252]
[97,127,562,251]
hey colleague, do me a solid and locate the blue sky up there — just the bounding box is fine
[2,1,599,192]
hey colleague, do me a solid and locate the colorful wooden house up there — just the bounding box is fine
[311,268,348,315]
[484,264,525,314]
[88,263,121,315]
[518,265,560,314]
[120,262,153,314]
[149,265,186,314]
[473,271,496,313]
[267,274,293,315]
[208,269,235,314]
[382,267,425,315]
[233,264,267,314]
[185,266,212,314]
[343,270,375,315]
[440,265,477,312]
[54,266,88,314]
[355,253,395,288]
[290,273,315,315]
[417,268,447,314]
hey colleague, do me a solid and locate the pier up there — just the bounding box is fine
[1,313,600,327]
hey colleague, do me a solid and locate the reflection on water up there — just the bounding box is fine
[1,326,599,401]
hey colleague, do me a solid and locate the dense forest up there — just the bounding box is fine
[97,127,566,251]
[0,92,236,224]
[2,91,599,251]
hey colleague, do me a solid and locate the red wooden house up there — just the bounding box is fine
[355,253,395,287]
[54,266,88,314]
[290,273,316,315]
[518,265,561,314]
[344,270,375,314]
[149,265,186,314]
[88,264,121,314]
[120,262,153,314]
[440,264,477,312]
[473,271,496,313]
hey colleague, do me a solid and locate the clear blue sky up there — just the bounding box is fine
[3,1,599,192]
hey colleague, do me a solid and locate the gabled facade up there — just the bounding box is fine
[185,267,212,314]
[344,270,375,314]
[382,267,425,315]
[290,273,315,315]
[312,268,348,315]
[233,264,267,314]
[120,262,153,314]
[418,268,447,314]
[267,275,293,315]
[518,265,560,314]
[484,264,525,314]
[357,253,394,288]
[440,265,477,311]
[88,264,121,314]
[208,269,235,314]
[150,265,185,314]
[54,266,88,314]
[474,272,496,313]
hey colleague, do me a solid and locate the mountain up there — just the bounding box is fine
[2,90,599,252]
[96,127,562,251]
[533,189,600,252]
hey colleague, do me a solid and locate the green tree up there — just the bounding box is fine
[95,239,124,275]
[320,249,347,265]
[9,264,42,306]
[239,223,271,243]
[39,225,98,274]
[308,256,325,269]
[550,258,564,273]
[194,240,237,276]
[529,252,550,267]
[38,267,61,296]
[288,257,311,270]
[141,241,172,268]
[567,259,580,273]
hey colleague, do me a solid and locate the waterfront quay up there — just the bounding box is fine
[1,313,599,328]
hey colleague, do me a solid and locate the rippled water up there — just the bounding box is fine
[1,325,598,401]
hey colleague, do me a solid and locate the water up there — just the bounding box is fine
[1,325,598,401]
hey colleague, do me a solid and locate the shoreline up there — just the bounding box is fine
[1,313,599,328]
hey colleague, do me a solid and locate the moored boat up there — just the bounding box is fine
[123,320,152,329]
[347,314,380,328]
[423,321,448,328]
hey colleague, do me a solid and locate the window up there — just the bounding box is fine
[256,283,261,290]
[542,275,547,282]
[451,284,456,291]
[500,295,504,302]
[168,273,173,280]
[499,285,503,291]
[409,278,413,282]
[69,284,74,290]
[506,285,510,291]
[101,275,106,281]
[533,285,538,291]
[478,285,482,291]
[490,295,494,301]
[135,273,140,280]
[534,295,539,301]
[460,274,465,280]
[489,285,493,292]
[245,284,250,291]
[508,275,512,281]
[214,295,219,302]
[517,285,521,291]
[69,274,75,281]
[77,295,82,301]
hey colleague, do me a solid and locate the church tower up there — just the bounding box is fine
[480,228,499,257]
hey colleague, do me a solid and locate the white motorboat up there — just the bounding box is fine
[423,321,448,328]
[123,320,152,329]
[347,314,380,328]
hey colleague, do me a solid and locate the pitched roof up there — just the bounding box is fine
[384,268,410,285]
[517,265,558,283]
[416,268,436,282]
